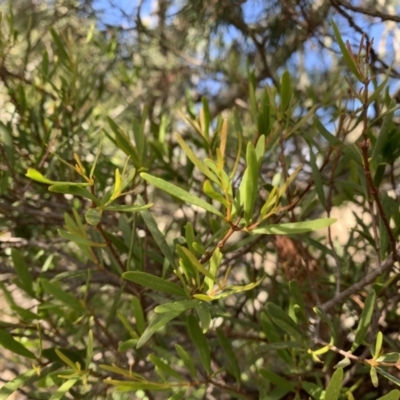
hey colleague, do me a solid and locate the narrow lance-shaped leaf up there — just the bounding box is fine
[175,132,219,184]
[138,195,175,268]
[216,327,241,382]
[331,20,363,82]
[351,290,376,352]
[49,379,78,400]
[187,314,211,374]
[178,246,214,281]
[141,173,223,217]
[324,368,343,400]
[252,218,336,235]
[376,390,400,400]
[374,331,383,359]
[280,70,292,112]
[0,329,36,359]
[26,169,90,186]
[265,303,303,342]
[49,184,99,204]
[175,343,197,378]
[137,311,182,349]
[41,278,85,313]
[149,354,185,381]
[308,144,326,209]
[123,271,186,297]
[11,249,34,297]
[237,142,259,224]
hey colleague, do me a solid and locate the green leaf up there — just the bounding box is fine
[237,142,259,224]
[376,367,400,387]
[132,296,146,335]
[377,353,400,363]
[331,20,363,82]
[324,368,343,400]
[105,379,170,391]
[0,365,59,400]
[374,331,383,359]
[178,246,214,280]
[123,271,186,297]
[302,381,324,399]
[200,97,211,140]
[50,28,70,63]
[106,117,140,168]
[377,390,400,400]
[149,354,185,381]
[371,104,395,161]
[314,307,335,338]
[370,366,379,388]
[41,278,85,313]
[55,348,78,370]
[26,169,90,186]
[57,229,106,247]
[187,314,211,374]
[265,303,303,342]
[175,344,197,378]
[373,163,386,188]
[141,173,223,217]
[85,208,102,226]
[257,88,270,136]
[85,330,94,369]
[289,280,306,321]
[252,218,336,235]
[104,203,153,212]
[334,357,351,369]
[216,327,241,382]
[259,368,295,390]
[196,302,211,333]
[288,105,318,137]
[138,195,175,268]
[11,249,34,297]
[49,379,78,400]
[175,133,219,184]
[351,290,376,352]
[0,329,36,359]
[309,145,326,209]
[203,180,229,207]
[155,300,199,314]
[137,311,182,348]
[280,70,292,112]
[49,184,99,204]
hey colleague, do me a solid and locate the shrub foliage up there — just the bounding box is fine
[1,2,400,399]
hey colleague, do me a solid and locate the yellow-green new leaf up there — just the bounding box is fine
[252,218,336,235]
[26,169,90,186]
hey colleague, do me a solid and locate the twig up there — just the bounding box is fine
[320,249,400,311]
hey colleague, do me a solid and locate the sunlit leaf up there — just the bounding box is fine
[0,329,36,359]
[252,218,336,235]
[141,173,223,217]
[324,368,343,400]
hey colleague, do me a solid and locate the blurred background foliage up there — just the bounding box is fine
[1,0,400,399]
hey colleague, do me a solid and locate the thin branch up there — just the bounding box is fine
[320,249,400,311]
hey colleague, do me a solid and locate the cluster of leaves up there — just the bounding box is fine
[1,2,400,400]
